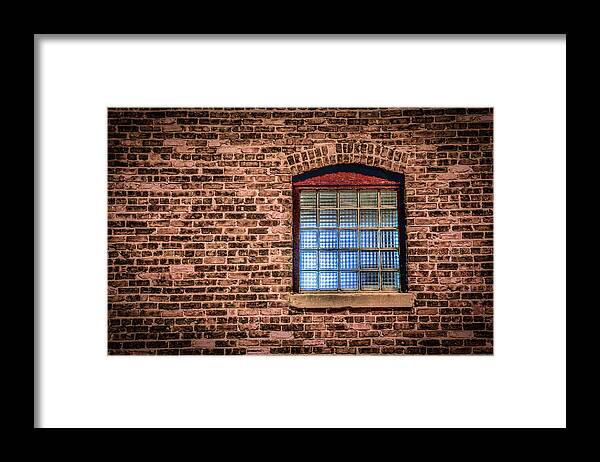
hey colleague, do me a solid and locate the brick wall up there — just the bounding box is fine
[108,108,493,355]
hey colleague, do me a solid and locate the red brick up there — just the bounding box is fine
[191,339,216,349]
[108,107,494,356]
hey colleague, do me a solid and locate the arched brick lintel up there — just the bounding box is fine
[285,142,414,176]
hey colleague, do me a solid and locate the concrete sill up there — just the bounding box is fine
[289,292,415,309]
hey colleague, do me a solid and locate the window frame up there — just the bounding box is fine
[292,166,408,294]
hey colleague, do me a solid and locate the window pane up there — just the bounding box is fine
[381,250,400,269]
[319,251,338,270]
[339,230,358,248]
[300,271,318,290]
[319,271,338,290]
[300,209,317,228]
[359,190,378,207]
[318,230,338,248]
[339,190,358,207]
[339,251,359,270]
[381,190,397,207]
[360,250,379,269]
[298,187,402,293]
[339,209,358,227]
[300,230,318,249]
[380,209,398,227]
[360,209,379,228]
[360,271,379,290]
[319,190,337,208]
[340,272,358,290]
[300,191,316,208]
[300,250,318,270]
[380,230,399,248]
[360,230,378,248]
[381,271,400,289]
[319,209,337,228]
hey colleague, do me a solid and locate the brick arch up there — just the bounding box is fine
[285,142,414,176]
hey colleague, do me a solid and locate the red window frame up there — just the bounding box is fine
[292,165,408,293]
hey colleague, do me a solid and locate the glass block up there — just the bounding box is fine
[380,209,398,227]
[300,230,318,249]
[339,209,358,227]
[300,191,317,208]
[381,190,397,207]
[339,251,359,270]
[318,230,338,249]
[360,230,378,248]
[380,230,399,248]
[319,271,338,290]
[319,190,337,208]
[300,209,317,228]
[319,209,337,228]
[300,250,318,270]
[300,271,318,290]
[381,250,400,269]
[360,250,379,269]
[360,209,379,228]
[339,190,358,207]
[360,271,380,290]
[381,271,400,289]
[359,190,378,207]
[340,272,358,290]
[339,230,358,248]
[319,251,338,270]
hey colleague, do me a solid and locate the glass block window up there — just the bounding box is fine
[319,271,338,290]
[339,251,359,270]
[319,251,338,270]
[360,230,378,248]
[319,209,338,227]
[300,250,318,270]
[339,209,358,227]
[297,188,402,291]
[339,230,358,248]
[360,271,380,290]
[300,271,318,290]
[340,271,358,290]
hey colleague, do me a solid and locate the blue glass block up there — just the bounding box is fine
[300,230,318,249]
[339,230,358,248]
[360,250,379,269]
[339,191,358,207]
[360,230,378,248]
[381,190,397,207]
[319,209,337,228]
[300,271,318,290]
[319,251,338,270]
[381,271,400,289]
[319,191,337,208]
[339,209,358,227]
[380,230,399,248]
[359,190,378,207]
[360,210,379,228]
[300,209,317,228]
[340,272,358,290]
[381,250,400,269]
[360,271,380,290]
[300,250,318,270]
[319,271,338,290]
[300,191,317,208]
[318,230,338,249]
[380,210,398,227]
[339,251,358,270]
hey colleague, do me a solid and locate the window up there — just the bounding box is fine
[292,165,408,294]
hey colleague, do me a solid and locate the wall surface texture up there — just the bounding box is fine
[108,108,493,355]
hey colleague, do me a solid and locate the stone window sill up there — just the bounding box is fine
[289,292,415,309]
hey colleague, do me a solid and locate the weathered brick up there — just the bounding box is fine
[108,107,494,356]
